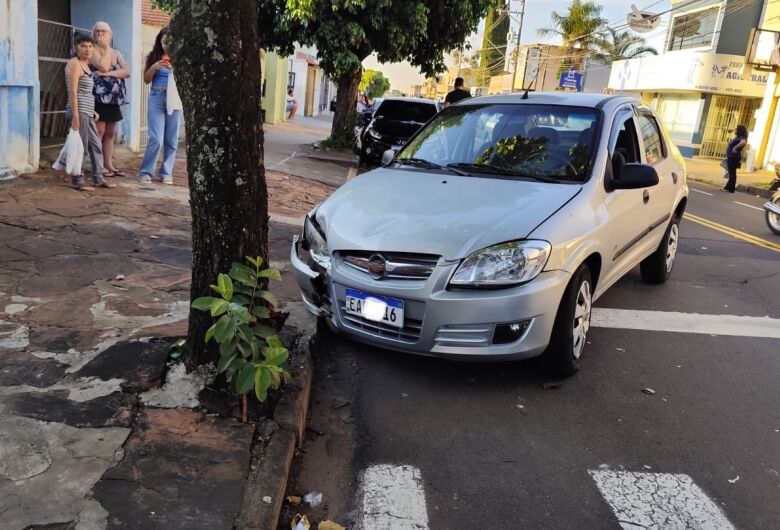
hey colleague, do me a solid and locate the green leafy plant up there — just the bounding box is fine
[191,257,289,403]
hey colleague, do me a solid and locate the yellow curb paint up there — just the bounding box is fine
[685,213,780,253]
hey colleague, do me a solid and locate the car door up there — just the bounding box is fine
[599,107,658,289]
[635,110,678,247]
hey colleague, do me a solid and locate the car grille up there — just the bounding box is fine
[340,251,439,280]
[339,303,423,343]
[434,324,493,348]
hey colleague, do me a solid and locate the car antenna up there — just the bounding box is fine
[520,49,551,99]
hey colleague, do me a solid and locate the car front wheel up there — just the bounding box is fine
[542,263,592,378]
[640,215,680,284]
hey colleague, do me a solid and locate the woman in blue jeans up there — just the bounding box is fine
[139,28,182,185]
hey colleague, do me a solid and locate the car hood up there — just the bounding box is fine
[315,167,581,260]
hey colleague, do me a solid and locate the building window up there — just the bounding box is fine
[656,95,702,144]
[668,6,720,51]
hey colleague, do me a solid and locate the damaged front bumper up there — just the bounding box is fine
[290,235,330,318]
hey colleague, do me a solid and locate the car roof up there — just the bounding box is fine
[378,97,437,106]
[455,92,637,109]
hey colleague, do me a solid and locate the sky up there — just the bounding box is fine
[363,0,672,93]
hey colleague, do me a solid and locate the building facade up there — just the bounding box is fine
[608,0,766,158]
[1,0,144,178]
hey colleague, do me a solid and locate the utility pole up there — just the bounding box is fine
[510,0,526,92]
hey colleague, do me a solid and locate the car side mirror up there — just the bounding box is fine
[612,163,659,190]
[381,149,395,166]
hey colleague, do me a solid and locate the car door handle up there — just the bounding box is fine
[643,190,650,204]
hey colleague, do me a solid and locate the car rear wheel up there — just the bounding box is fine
[640,215,680,284]
[542,263,592,378]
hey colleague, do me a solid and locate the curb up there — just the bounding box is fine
[689,176,775,198]
[237,334,314,530]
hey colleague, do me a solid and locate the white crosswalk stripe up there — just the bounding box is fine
[356,464,429,530]
[589,468,736,530]
[592,308,780,339]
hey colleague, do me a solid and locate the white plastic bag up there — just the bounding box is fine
[167,72,183,115]
[53,129,84,176]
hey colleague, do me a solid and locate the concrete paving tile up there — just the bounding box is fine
[93,409,253,530]
[7,390,136,428]
[0,349,68,388]
[0,415,130,530]
[76,339,171,394]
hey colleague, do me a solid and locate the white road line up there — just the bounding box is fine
[590,469,736,530]
[691,188,714,196]
[733,200,764,211]
[357,464,429,530]
[591,308,780,339]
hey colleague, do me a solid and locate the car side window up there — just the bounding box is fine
[612,116,641,164]
[637,114,665,164]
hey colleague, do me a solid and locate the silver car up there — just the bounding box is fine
[291,93,688,376]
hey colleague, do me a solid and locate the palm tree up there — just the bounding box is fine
[593,28,658,62]
[538,0,607,69]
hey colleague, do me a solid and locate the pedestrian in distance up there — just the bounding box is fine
[55,32,116,191]
[90,21,130,178]
[286,89,298,120]
[443,77,472,108]
[723,125,748,193]
[139,27,183,185]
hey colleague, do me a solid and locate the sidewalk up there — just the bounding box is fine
[684,157,777,197]
[0,156,327,527]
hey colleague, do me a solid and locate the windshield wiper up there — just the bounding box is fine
[447,163,559,183]
[394,158,469,176]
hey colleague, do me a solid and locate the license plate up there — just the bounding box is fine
[345,288,404,328]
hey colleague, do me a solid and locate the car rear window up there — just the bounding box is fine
[375,101,438,122]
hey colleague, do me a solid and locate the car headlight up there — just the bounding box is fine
[367,128,382,140]
[303,216,330,270]
[450,240,551,287]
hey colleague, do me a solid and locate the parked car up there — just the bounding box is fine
[355,97,438,165]
[293,93,688,376]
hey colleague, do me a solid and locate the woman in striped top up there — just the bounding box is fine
[57,33,115,191]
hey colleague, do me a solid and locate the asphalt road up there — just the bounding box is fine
[284,181,780,529]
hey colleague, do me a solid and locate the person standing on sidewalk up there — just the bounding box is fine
[91,21,130,178]
[56,32,115,191]
[724,125,748,193]
[443,77,471,109]
[139,28,182,185]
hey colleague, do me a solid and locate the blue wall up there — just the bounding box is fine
[0,1,40,178]
[71,0,138,146]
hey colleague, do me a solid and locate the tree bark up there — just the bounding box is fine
[330,68,362,147]
[169,0,268,369]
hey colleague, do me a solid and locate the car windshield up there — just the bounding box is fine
[375,101,438,123]
[395,104,600,182]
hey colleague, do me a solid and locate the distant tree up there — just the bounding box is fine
[360,69,391,99]
[290,0,493,148]
[538,0,606,70]
[478,1,510,85]
[593,27,658,62]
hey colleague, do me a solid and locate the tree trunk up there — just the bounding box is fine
[169,0,268,369]
[330,69,362,147]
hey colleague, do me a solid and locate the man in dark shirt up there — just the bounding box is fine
[444,77,471,108]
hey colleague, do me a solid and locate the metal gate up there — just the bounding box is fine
[38,19,90,146]
[700,96,761,158]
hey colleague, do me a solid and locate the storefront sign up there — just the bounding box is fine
[608,50,768,98]
[559,67,582,91]
[627,4,661,33]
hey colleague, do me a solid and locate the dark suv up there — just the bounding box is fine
[356,97,438,165]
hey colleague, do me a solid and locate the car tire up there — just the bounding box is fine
[765,197,780,235]
[541,263,593,378]
[640,215,680,284]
